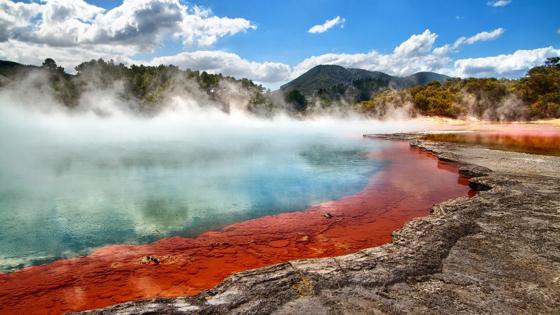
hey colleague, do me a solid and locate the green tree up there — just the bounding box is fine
[544,57,560,69]
[285,89,307,112]
[42,58,64,73]
[516,57,560,118]
[42,58,58,71]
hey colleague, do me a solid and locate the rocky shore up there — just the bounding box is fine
[76,134,560,314]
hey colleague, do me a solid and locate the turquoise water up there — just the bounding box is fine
[0,135,387,272]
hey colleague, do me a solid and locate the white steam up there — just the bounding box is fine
[0,78,436,271]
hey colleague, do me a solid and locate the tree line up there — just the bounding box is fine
[1,58,275,116]
[355,57,560,120]
[2,57,559,120]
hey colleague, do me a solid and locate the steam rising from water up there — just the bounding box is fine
[0,84,435,272]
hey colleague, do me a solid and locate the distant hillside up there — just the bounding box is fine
[0,60,41,82]
[356,57,560,120]
[0,60,38,73]
[280,65,450,103]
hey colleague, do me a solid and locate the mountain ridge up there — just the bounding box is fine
[280,64,450,102]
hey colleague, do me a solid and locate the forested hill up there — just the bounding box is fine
[280,64,449,103]
[356,57,560,120]
[0,60,40,77]
[0,58,274,115]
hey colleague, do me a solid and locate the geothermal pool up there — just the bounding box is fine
[0,139,472,314]
[0,135,385,272]
[0,104,473,314]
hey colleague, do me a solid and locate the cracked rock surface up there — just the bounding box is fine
[76,135,560,315]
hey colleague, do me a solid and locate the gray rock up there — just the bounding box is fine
[458,164,492,178]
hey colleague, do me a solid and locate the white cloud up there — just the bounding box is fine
[454,47,560,77]
[0,0,255,54]
[178,6,256,46]
[557,28,560,35]
[0,39,135,71]
[459,27,505,45]
[308,16,345,34]
[291,29,449,78]
[293,29,449,78]
[0,0,42,41]
[291,29,554,81]
[433,28,505,55]
[487,0,511,7]
[150,51,292,83]
[393,29,438,57]
[22,0,105,46]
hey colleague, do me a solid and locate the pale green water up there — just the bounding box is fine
[0,135,387,272]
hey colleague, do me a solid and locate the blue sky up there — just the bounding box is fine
[1,0,559,88]
[140,0,560,64]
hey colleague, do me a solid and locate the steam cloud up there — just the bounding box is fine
[0,71,440,271]
[0,75,434,186]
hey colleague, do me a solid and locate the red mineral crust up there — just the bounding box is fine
[423,130,560,156]
[0,141,472,315]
